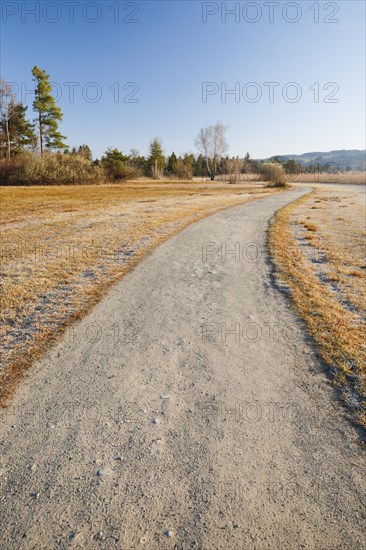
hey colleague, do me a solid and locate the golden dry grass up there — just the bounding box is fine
[303,223,317,232]
[0,181,280,405]
[287,171,366,185]
[269,186,366,427]
[220,171,366,185]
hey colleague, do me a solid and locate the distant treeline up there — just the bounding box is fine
[1,67,363,185]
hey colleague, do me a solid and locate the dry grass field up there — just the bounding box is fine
[0,181,280,404]
[287,171,366,185]
[269,184,366,427]
[219,171,366,185]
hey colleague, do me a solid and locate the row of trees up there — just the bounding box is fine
[0,68,241,181]
[98,134,236,182]
[2,66,354,185]
[267,156,365,174]
[80,141,258,182]
[0,68,66,160]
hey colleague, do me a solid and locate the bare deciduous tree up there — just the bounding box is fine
[0,78,13,161]
[195,122,228,181]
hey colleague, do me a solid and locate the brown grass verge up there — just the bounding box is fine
[269,191,366,428]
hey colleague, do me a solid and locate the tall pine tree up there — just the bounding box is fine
[32,66,67,155]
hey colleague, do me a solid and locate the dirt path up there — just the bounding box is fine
[1,187,365,549]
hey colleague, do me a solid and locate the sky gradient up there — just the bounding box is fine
[1,0,365,159]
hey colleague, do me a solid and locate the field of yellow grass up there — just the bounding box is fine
[269,184,366,427]
[0,181,280,404]
[217,171,365,185]
[287,171,366,185]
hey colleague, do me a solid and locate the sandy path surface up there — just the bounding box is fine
[1,187,365,549]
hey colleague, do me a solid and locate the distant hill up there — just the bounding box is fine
[264,150,366,170]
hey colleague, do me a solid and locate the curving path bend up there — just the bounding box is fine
[1,187,365,549]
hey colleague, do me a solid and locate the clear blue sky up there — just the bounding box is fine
[1,0,365,159]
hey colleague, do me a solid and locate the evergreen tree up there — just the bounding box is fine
[183,153,195,169]
[166,151,178,174]
[32,66,67,155]
[129,150,147,175]
[195,154,207,178]
[284,159,301,174]
[218,156,228,175]
[148,138,165,179]
[0,98,36,158]
[101,147,132,181]
[9,102,37,153]
[174,153,195,180]
[243,152,252,173]
[78,144,92,161]
[270,156,282,164]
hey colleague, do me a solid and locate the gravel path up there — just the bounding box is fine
[1,187,365,549]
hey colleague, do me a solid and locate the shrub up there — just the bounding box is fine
[0,152,104,185]
[174,160,193,180]
[100,148,138,181]
[102,161,138,182]
[260,162,287,187]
